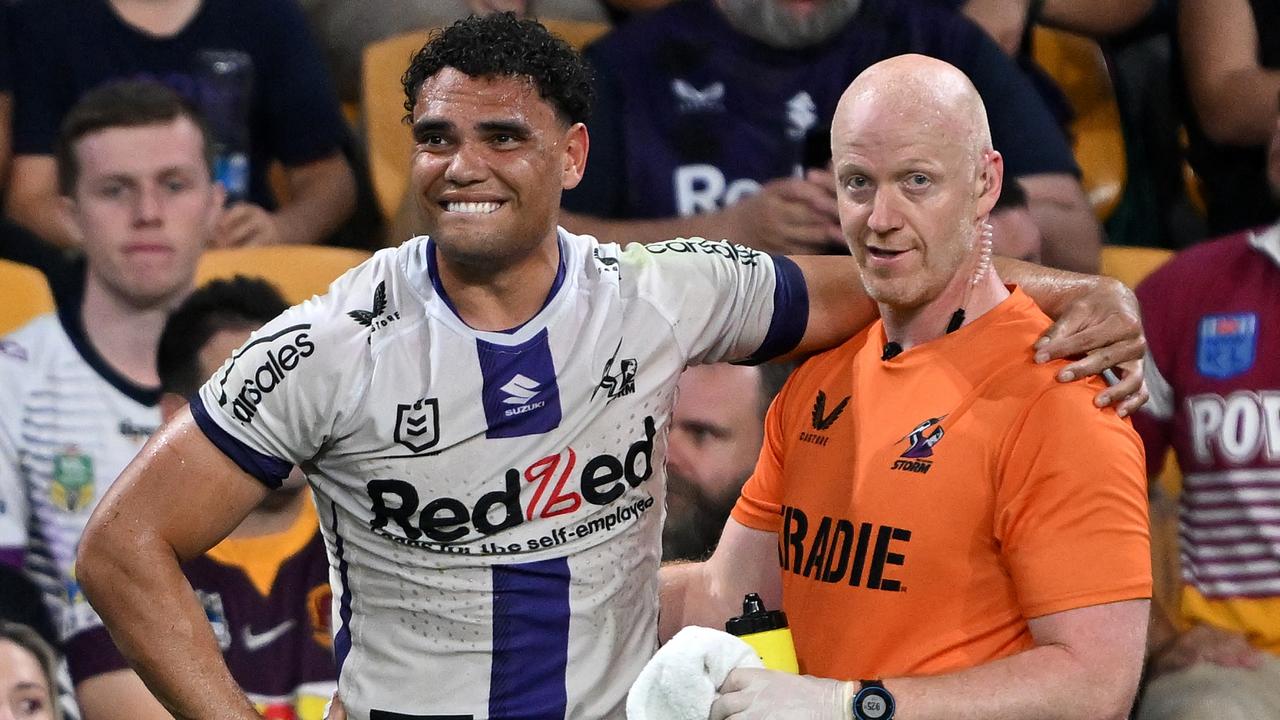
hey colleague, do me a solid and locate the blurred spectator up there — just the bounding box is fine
[6,0,356,250]
[956,0,1154,56]
[71,277,336,720]
[560,0,1103,272]
[989,178,1042,263]
[0,621,60,720]
[1177,0,1280,236]
[1133,117,1280,718]
[297,0,612,105]
[663,363,779,561]
[0,80,218,711]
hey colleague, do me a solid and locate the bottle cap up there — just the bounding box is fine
[725,593,789,636]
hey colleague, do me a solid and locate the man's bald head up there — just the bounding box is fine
[829,54,1005,315]
[834,54,993,173]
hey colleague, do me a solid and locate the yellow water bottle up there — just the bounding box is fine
[725,593,799,673]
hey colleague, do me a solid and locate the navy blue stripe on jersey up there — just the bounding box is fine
[743,254,809,365]
[189,394,291,489]
[332,501,354,675]
[426,236,568,334]
[478,329,563,439]
[489,558,570,719]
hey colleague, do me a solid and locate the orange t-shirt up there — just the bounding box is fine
[733,288,1151,679]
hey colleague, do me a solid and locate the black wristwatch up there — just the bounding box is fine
[851,679,895,720]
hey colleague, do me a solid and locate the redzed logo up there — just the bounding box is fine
[366,416,656,545]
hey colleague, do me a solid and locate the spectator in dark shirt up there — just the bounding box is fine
[560,0,1104,272]
[6,0,356,250]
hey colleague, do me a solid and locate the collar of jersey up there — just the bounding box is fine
[55,261,162,407]
[419,229,570,339]
[1248,220,1280,269]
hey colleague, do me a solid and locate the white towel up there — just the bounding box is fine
[627,626,764,720]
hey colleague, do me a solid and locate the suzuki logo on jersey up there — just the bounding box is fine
[779,505,911,592]
[394,397,440,453]
[592,339,637,402]
[891,416,945,474]
[672,79,725,113]
[366,416,657,545]
[502,374,546,416]
[215,324,316,423]
[1188,390,1280,466]
[347,280,400,342]
[785,91,817,141]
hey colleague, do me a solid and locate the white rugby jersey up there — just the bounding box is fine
[0,311,160,642]
[193,229,808,720]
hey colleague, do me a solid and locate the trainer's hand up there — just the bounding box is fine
[725,173,845,255]
[710,668,852,720]
[1033,277,1148,417]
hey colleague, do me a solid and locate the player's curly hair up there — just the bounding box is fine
[401,12,594,127]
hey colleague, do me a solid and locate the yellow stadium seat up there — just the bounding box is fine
[539,18,610,49]
[1099,245,1173,290]
[361,20,611,222]
[362,30,432,222]
[1031,27,1127,221]
[195,246,371,304]
[0,259,56,336]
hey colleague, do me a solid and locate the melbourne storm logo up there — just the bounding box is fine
[347,280,400,341]
[892,416,946,474]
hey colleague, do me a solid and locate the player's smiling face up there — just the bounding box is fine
[409,68,587,271]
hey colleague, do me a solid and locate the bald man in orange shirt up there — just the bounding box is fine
[660,55,1151,720]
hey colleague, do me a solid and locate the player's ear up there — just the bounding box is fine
[561,122,589,191]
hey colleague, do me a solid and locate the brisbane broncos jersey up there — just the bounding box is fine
[192,229,808,719]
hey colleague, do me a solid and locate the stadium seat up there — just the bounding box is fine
[539,18,610,50]
[0,259,56,336]
[1031,27,1127,221]
[1099,245,1173,290]
[195,246,371,304]
[362,30,430,222]
[361,20,611,222]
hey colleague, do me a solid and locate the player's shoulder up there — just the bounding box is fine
[0,313,68,374]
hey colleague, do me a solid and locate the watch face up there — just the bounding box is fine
[856,688,894,720]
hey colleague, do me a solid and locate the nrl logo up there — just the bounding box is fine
[395,397,440,453]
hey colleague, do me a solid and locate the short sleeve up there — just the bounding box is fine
[254,0,348,166]
[732,385,792,532]
[995,382,1151,618]
[193,288,369,489]
[623,239,809,366]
